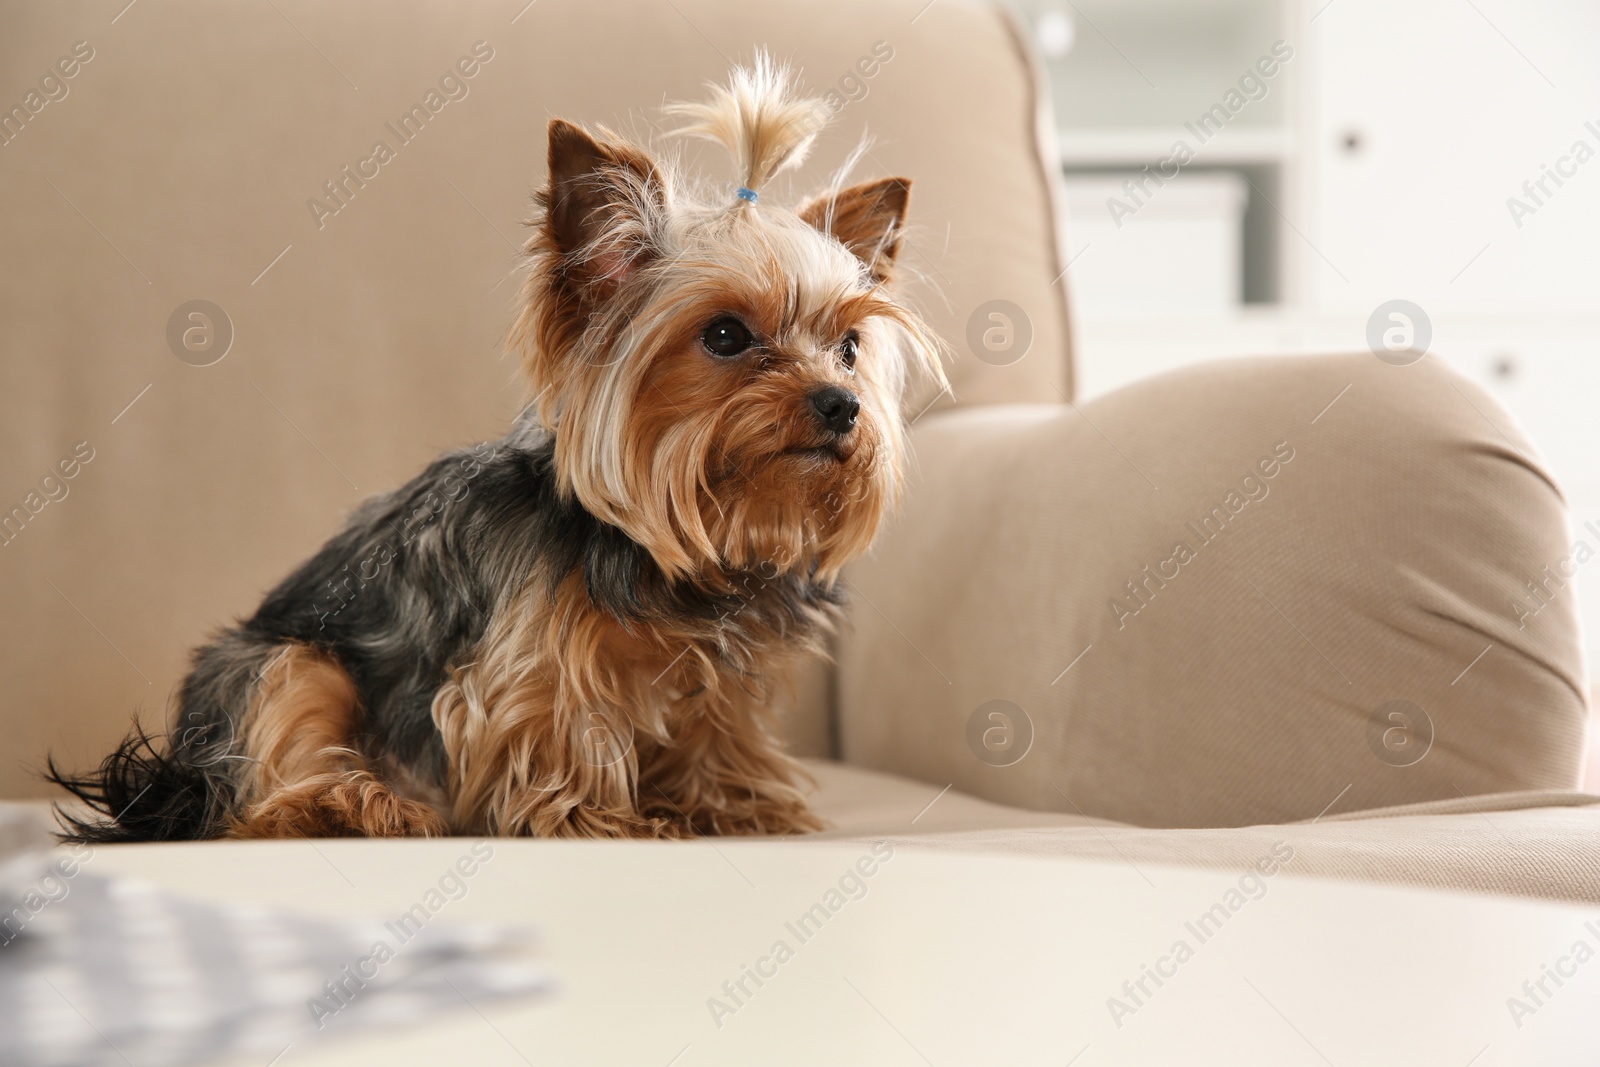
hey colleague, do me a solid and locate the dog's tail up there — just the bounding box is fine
[45,721,236,843]
[44,632,276,842]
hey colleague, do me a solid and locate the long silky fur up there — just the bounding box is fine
[46,722,234,843]
[666,52,831,194]
[48,58,945,842]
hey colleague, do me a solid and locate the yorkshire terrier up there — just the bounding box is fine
[51,57,945,840]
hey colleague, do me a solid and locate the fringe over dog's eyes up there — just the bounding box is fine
[702,316,755,358]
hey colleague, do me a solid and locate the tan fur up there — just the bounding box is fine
[433,571,825,838]
[667,53,830,194]
[234,59,942,839]
[511,161,942,582]
[231,645,446,838]
[798,177,912,284]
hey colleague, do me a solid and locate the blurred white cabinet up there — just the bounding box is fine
[1022,0,1600,319]
[1302,0,1600,317]
[1022,0,1295,308]
[1060,172,1248,316]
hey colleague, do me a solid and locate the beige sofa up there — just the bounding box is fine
[3,0,1595,901]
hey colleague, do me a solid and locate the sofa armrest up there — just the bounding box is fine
[836,352,1591,827]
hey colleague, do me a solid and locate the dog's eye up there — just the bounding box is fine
[839,331,859,372]
[702,317,754,358]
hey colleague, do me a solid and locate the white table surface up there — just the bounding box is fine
[75,836,1600,1066]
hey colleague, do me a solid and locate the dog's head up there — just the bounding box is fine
[515,56,945,584]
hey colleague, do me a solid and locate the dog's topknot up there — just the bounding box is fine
[666,51,831,200]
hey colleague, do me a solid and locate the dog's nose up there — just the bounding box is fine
[809,385,860,435]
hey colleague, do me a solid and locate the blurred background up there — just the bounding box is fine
[1016,0,1600,687]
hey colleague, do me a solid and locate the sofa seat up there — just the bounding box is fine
[27,755,1600,905]
[801,760,1600,904]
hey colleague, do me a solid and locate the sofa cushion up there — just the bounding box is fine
[839,352,1592,827]
[802,760,1600,905]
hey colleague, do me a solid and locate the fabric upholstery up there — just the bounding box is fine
[839,352,1593,827]
[24,757,1600,902]
[0,0,1071,797]
[803,760,1600,905]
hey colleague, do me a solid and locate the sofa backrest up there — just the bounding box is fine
[0,0,1072,796]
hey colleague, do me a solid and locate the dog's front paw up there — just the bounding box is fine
[231,775,449,839]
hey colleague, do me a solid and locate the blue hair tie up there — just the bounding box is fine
[736,186,759,203]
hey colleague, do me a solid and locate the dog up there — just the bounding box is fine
[50,57,945,840]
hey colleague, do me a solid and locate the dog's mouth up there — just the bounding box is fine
[779,444,850,464]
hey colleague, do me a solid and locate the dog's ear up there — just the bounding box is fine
[544,118,663,297]
[798,177,911,284]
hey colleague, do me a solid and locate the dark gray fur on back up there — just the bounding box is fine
[50,416,843,841]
